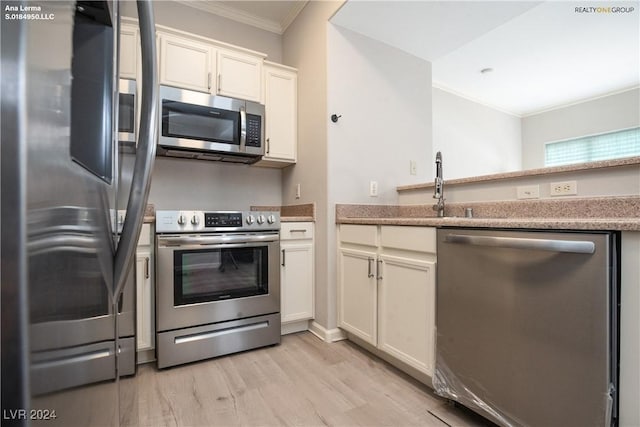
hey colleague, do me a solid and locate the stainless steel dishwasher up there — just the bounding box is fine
[435,228,619,427]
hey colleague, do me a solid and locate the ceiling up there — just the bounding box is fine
[179,1,308,34]
[331,1,640,116]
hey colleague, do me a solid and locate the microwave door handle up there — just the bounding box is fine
[239,106,247,152]
[113,0,158,301]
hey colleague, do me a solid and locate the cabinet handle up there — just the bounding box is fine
[207,72,212,90]
[145,257,150,279]
[217,74,221,92]
[376,259,383,280]
[266,137,270,154]
[367,257,374,278]
[282,249,285,267]
[289,229,307,233]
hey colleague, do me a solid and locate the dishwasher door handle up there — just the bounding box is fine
[444,234,595,254]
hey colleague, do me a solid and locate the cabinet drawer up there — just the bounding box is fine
[138,223,151,247]
[340,225,377,247]
[281,222,313,241]
[380,226,436,253]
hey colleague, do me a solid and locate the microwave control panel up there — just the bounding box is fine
[245,114,262,147]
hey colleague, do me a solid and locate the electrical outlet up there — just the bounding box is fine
[410,160,417,175]
[550,180,578,196]
[369,181,378,197]
[516,185,540,199]
[295,183,301,199]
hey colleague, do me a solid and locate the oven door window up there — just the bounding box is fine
[162,100,239,145]
[174,246,268,305]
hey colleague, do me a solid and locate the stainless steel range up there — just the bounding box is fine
[155,210,281,368]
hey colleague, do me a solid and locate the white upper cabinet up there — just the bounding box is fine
[216,49,263,102]
[258,62,298,167]
[157,31,265,103]
[159,33,214,94]
[119,24,138,80]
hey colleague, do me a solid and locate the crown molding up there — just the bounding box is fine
[176,1,308,35]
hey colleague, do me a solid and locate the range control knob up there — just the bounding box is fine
[177,214,187,225]
[191,215,200,225]
[267,214,276,224]
[257,215,265,225]
[246,215,255,225]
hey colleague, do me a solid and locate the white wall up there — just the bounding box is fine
[148,157,282,210]
[522,88,640,170]
[432,87,521,180]
[328,25,432,204]
[282,1,344,331]
[121,0,283,63]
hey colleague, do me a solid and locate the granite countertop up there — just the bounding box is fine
[251,203,316,222]
[143,204,155,223]
[397,156,640,192]
[338,216,640,231]
[336,196,640,231]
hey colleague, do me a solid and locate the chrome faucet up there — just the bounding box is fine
[433,151,445,217]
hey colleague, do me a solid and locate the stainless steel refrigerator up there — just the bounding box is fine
[1,1,157,425]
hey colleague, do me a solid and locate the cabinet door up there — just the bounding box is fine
[263,65,297,163]
[378,254,435,376]
[120,25,138,80]
[136,249,153,351]
[338,248,378,346]
[217,49,262,102]
[160,34,213,93]
[281,242,313,323]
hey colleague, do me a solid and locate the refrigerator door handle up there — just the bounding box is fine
[444,234,595,254]
[113,0,158,299]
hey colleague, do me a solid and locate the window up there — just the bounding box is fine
[544,127,640,167]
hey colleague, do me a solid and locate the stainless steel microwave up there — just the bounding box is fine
[118,79,136,150]
[158,85,265,164]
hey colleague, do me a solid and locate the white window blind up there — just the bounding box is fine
[545,127,640,167]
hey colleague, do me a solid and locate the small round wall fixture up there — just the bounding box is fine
[331,114,342,123]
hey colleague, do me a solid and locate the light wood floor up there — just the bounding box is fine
[120,332,494,427]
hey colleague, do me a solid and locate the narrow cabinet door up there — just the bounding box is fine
[263,65,297,162]
[136,249,153,351]
[338,248,378,346]
[281,242,314,323]
[377,255,436,376]
[119,24,138,79]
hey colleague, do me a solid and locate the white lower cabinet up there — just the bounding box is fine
[135,223,155,362]
[338,224,436,377]
[280,222,314,334]
[338,248,377,346]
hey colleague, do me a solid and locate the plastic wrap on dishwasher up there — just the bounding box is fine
[433,352,521,427]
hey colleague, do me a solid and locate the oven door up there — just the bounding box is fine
[156,233,280,331]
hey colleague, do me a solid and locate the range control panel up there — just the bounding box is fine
[156,210,280,233]
[205,212,243,228]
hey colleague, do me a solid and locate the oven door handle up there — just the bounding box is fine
[157,233,279,246]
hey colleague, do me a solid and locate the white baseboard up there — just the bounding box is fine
[281,320,310,335]
[308,321,347,343]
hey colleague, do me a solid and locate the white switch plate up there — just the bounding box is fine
[369,181,378,197]
[550,180,578,196]
[516,185,540,199]
[295,183,301,199]
[410,160,417,175]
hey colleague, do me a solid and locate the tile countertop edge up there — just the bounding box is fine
[397,156,640,191]
[337,217,640,231]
